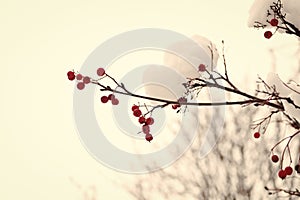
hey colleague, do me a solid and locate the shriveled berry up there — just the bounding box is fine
[67,71,75,80]
[271,155,279,163]
[198,64,206,72]
[132,105,139,111]
[145,134,153,142]
[83,76,91,84]
[270,18,278,26]
[278,169,286,179]
[285,166,293,175]
[101,96,109,103]
[295,164,300,173]
[138,116,146,124]
[97,68,105,76]
[77,82,85,90]
[133,109,142,117]
[111,98,119,105]
[264,31,272,39]
[253,132,260,139]
[145,117,154,125]
[142,125,150,134]
[76,74,83,80]
[178,97,187,104]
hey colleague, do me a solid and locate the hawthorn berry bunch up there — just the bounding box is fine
[67,68,120,105]
[130,104,155,142]
[68,65,193,143]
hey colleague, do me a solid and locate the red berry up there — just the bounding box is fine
[132,105,139,111]
[285,166,293,175]
[295,164,300,173]
[271,155,279,163]
[270,18,278,26]
[264,31,272,39]
[145,134,153,142]
[145,117,154,125]
[142,125,150,134]
[83,76,91,84]
[138,116,146,124]
[108,94,115,100]
[97,68,106,76]
[77,82,85,90]
[111,98,119,105]
[172,104,180,109]
[76,74,83,80]
[133,109,142,117]
[278,169,286,179]
[67,71,74,76]
[198,64,206,72]
[253,132,260,138]
[101,96,109,103]
[67,71,75,80]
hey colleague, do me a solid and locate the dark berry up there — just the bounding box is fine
[271,155,279,163]
[285,166,293,175]
[278,169,286,179]
[172,104,180,109]
[145,134,153,142]
[67,71,75,80]
[138,116,146,124]
[264,31,272,39]
[270,18,278,26]
[131,105,139,111]
[133,109,142,117]
[145,117,154,125]
[254,132,260,139]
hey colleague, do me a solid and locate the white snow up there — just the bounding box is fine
[266,72,290,96]
[163,34,219,78]
[142,35,219,100]
[266,72,300,120]
[248,0,275,27]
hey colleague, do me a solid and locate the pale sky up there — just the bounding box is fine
[0,0,298,199]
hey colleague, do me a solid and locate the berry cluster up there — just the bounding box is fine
[271,154,300,179]
[254,132,300,179]
[278,166,293,179]
[67,68,119,105]
[131,105,154,142]
[101,94,119,105]
[264,18,279,39]
[171,96,188,111]
[67,67,106,90]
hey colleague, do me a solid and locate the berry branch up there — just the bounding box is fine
[265,186,300,197]
[254,0,300,39]
[68,3,300,198]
